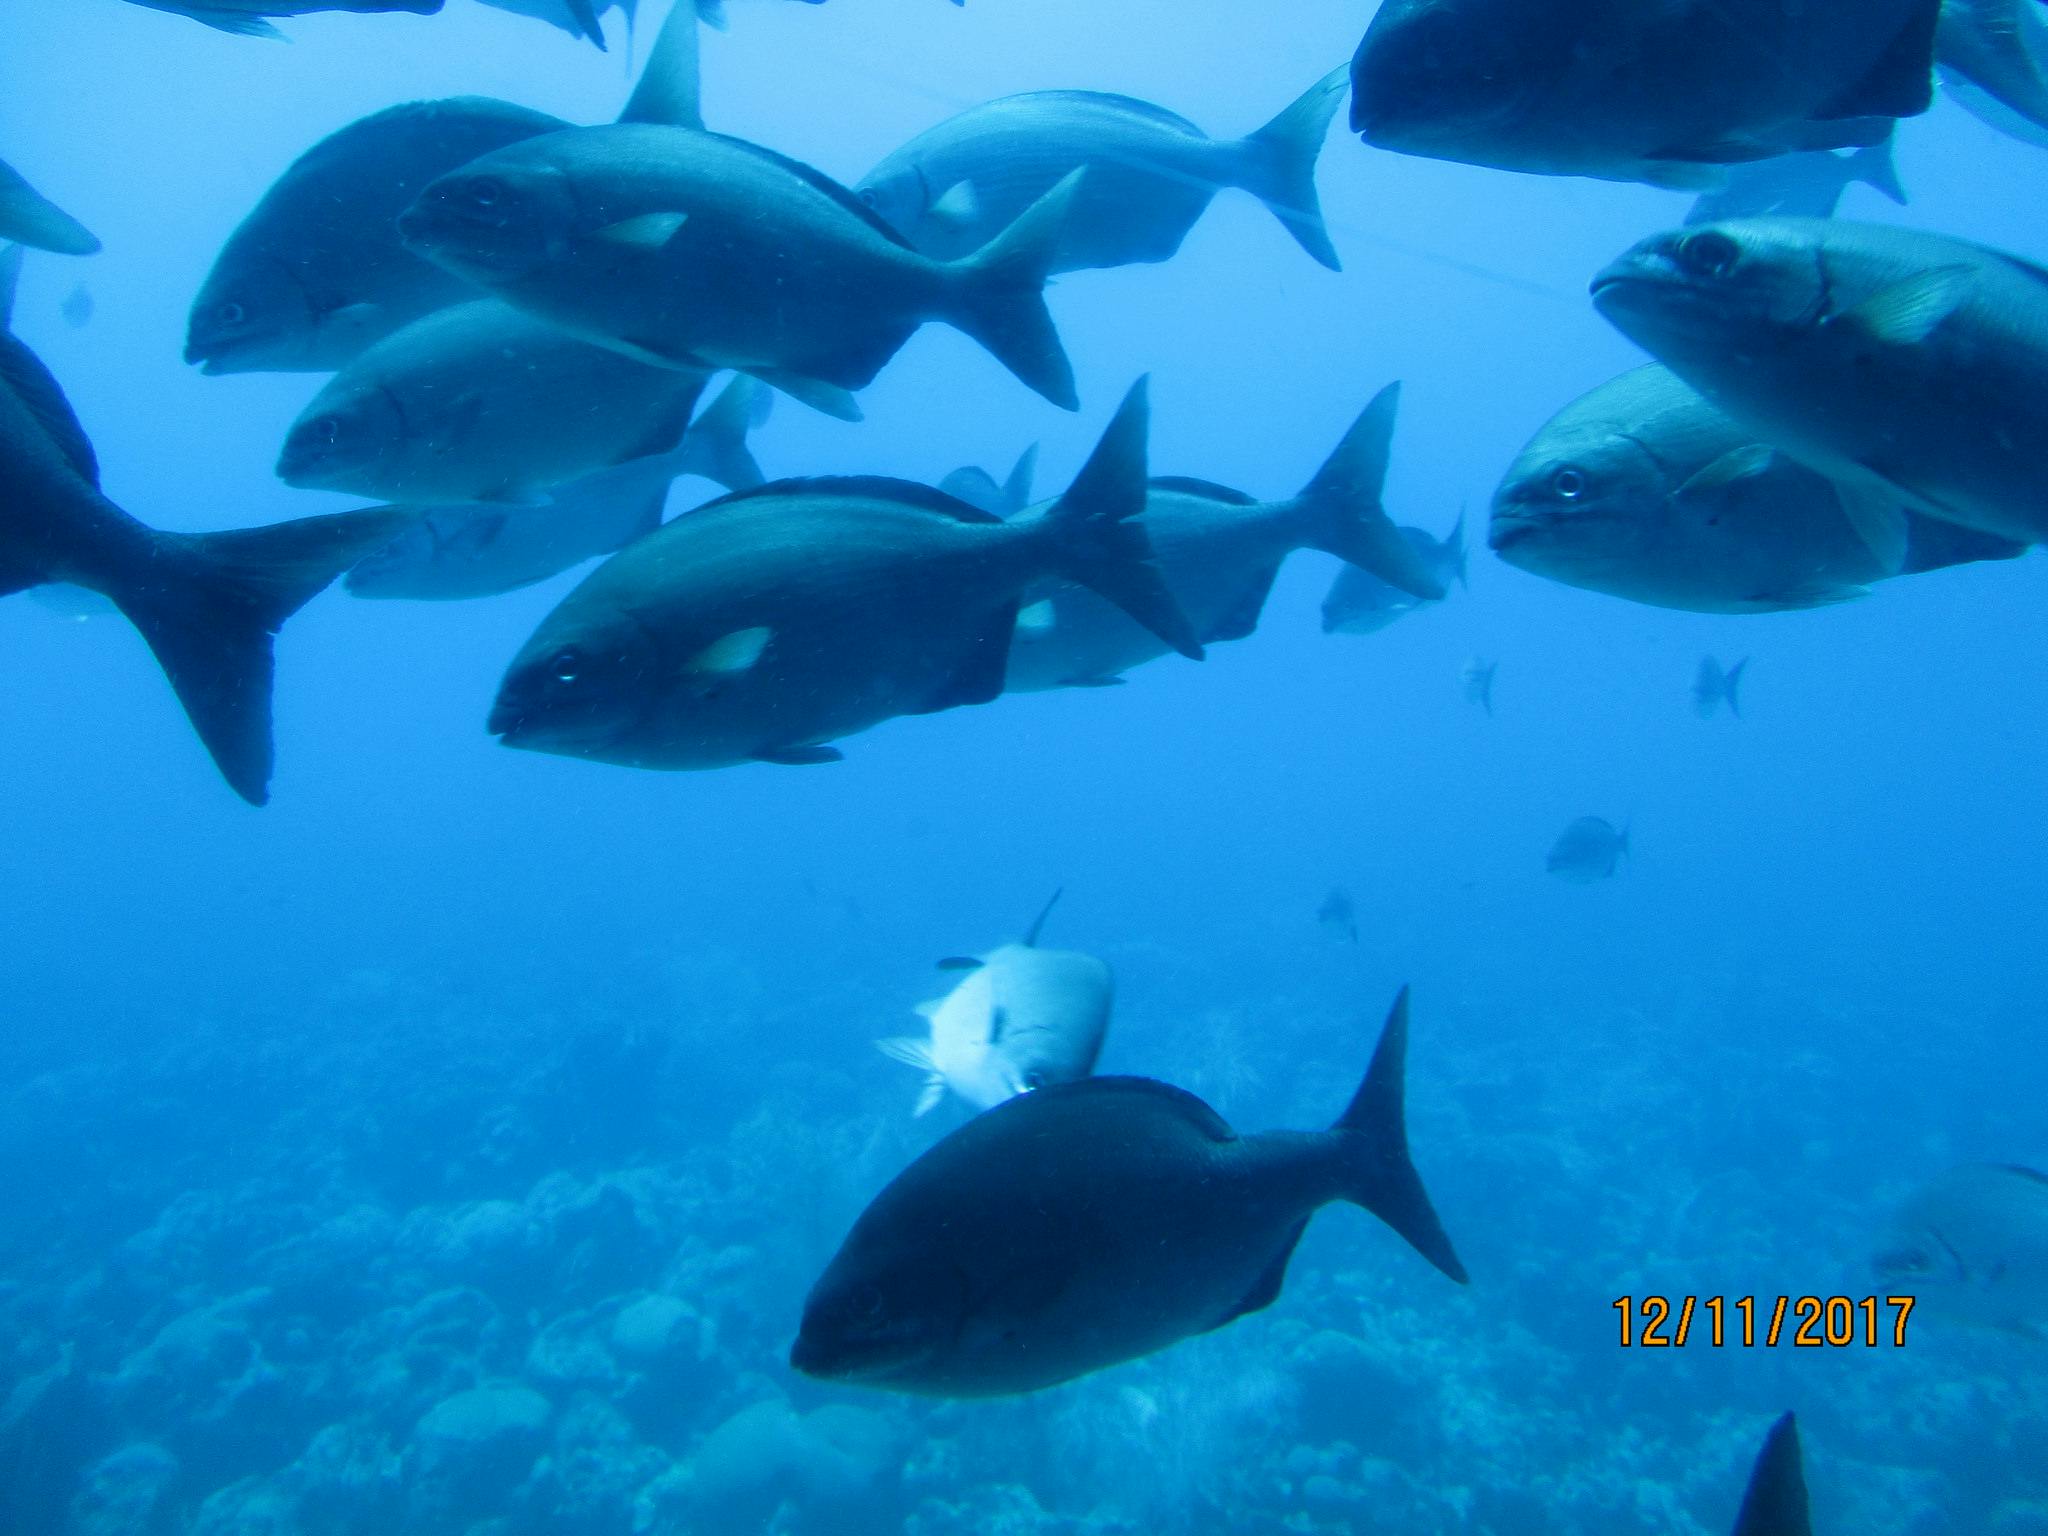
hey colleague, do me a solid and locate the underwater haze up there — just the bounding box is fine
[4,0,2048,1532]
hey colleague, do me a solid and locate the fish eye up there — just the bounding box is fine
[548,648,582,684]
[1676,230,1741,279]
[218,300,245,327]
[466,176,508,210]
[310,414,342,445]
[1549,465,1589,501]
[858,187,879,208]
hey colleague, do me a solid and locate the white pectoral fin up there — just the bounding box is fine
[929,179,982,229]
[685,626,771,675]
[1015,598,1057,636]
[1832,480,1911,575]
[593,211,689,249]
[1833,265,1972,346]
[876,1034,936,1069]
[1673,444,1777,501]
[912,1078,947,1117]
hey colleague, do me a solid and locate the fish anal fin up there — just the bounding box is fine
[1204,565,1282,644]
[1832,480,1911,574]
[1207,1221,1309,1331]
[753,744,842,766]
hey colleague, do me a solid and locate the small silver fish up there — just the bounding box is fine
[1317,887,1359,944]
[1321,510,1467,636]
[1460,657,1497,715]
[1692,656,1748,718]
[1872,1163,2048,1337]
[1546,817,1629,882]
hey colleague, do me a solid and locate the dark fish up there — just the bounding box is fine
[1732,1414,1813,1536]
[345,378,768,601]
[1350,0,1943,187]
[792,988,1466,1397]
[1317,887,1359,944]
[486,378,1199,770]
[1684,137,1905,224]
[1459,657,1496,714]
[1491,365,2027,613]
[59,285,93,329]
[0,159,99,257]
[1321,509,1466,636]
[1593,218,2048,550]
[1871,1163,2048,1335]
[401,128,1085,417]
[938,445,1038,518]
[0,247,405,803]
[1546,816,1629,882]
[1693,656,1747,717]
[1938,0,2048,148]
[854,71,1347,273]
[184,0,700,372]
[1005,384,1444,692]
[120,0,441,37]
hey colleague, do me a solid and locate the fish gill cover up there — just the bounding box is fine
[2,0,2046,1534]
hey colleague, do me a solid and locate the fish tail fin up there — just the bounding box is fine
[1852,135,1907,206]
[1448,504,1469,589]
[111,507,411,805]
[1330,987,1467,1283]
[1234,66,1347,271]
[1292,383,1444,599]
[1733,1414,1812,1536]
[676,375,768,490]
[1724,657,1748,718]
[948,170,1082,410]
[1040,377,1202,660]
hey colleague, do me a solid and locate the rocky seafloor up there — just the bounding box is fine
[3,951,2043,1536]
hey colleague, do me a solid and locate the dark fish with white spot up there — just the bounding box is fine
[1349,0,1943,187]
[118,0,440,37]
[793,988,1466,1397]
[1692,656,1747,717]
[0,247,405,803]
[1871,1163,2048,1336]
[1490,366,2025,612]
[1593,218,2048,550]
[1546,816,1629,882]
[487,378,1199,769]
[854,70,1347,273]
[1005,383,1445,692]
[0,159,99,257]
[1321,509,1465,635]
[1684,137,1905,225]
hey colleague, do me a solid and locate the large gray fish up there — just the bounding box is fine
[120,0,439,36]
[184,0,700,372]
[1938,0,2048,148]
[1592,218,2048,550]
[1489,365,2025,613]
[1349,0,1943,187]
[1546,816,1628,882]
[486,379,1199,770]
[1684,138,1905,225]
[278,299,710,503]
[1871,1163,2048,1336]
[1730,1415,1812,1536]
[345,378,767,601]
[1005,384,1445,692]
[0,248,405,804]
[401,127,1084,417]
[0,160,100,257]
[854,70,1346,273]
[1320,510,1465,636]
[792,988,1467,1397]
[876,891,1111,1117]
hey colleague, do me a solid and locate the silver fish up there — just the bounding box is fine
[1321,510,1466,636]
[1459,657,1496,715]
[1683,137,1905,224]
[1692,656,1748,718]
[1872,1164,2048,1337]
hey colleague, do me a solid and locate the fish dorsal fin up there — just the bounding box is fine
[1148,474,1259,507]
[691,475,1004,525]
[0,331,100,488]
[1206,1219,1309,1331]
[1832,266,1972,346]
[1732,1413,1813,1536]
[701,131,917,250]
[617,0,701,129]
[1023,90,1206,139]
[1040,1076,1237,1141]
[1022,887,1063,946]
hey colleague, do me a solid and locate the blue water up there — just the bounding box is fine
[5,1,2047,1531]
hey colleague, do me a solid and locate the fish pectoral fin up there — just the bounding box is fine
[917,615,1015,714]
[1832,481,1912,575]
[1014,598,1057,636]
[1638,161,1732,191]
[1673,444,1777,502]
[1832,265,1972,346]
[1063,674,1126,688]
[1207,1221,1310,1331]
[936,956,985,972]
[753,744,842,766]
[911,1078,947,1117]
[928,179,982,229]
[186,9,288,37]
[875,1035,937,1069]
[1746,581,1869,610]
[685,626,771,675]
[593,212,690,249]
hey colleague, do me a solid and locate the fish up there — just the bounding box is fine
[0,246,406,804]
[1546,816,1629,882]
[1004,383,1446,692]
[875,890,1111,1117]
[470,0,632,50]
[938,446,1038,518]
[1317,887,1359,944]
[1938,0,2048,148]
[853,70,1347,273]
[118,0,441,37]
[1870,1163,2048,1337]
[345,377,769,601]
[1731,1414,1813,1536]
[1490,365,2028,613]
[59,285,94,329]
[277,299,712,504]
[792,987,1467,1397]
[1349,0,1944,188]
[400,128,1086,417]
[1693,656,1748,717]
[1320,509,1466,636]
[1592,218,2048,551]
[0,159,100,257]
[184,0,700,372]
[1684,137,1906,224]
[486,377,1200,770]
[1459,657,1496,714]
